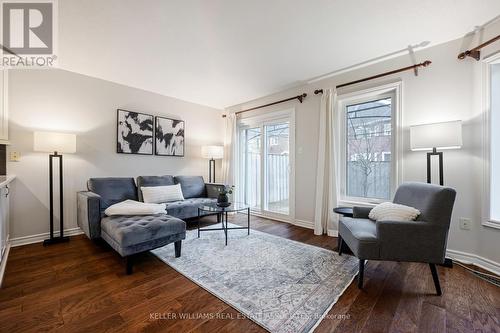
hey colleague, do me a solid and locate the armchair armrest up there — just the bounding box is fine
[376,220,448,263]
[77,191,102,239]
[353,206,373,219]
[205,183,225,199]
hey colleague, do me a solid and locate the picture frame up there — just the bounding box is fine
[116,109,154,155]
[155,116,185,157]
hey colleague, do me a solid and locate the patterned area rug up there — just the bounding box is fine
[151,224,358,333]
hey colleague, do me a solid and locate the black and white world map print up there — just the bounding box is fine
[155,117,185,156]
[117,110,154,154]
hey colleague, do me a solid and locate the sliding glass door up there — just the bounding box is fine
[265,122,289,214]
[238,112,294,220]
[241,127,261,209]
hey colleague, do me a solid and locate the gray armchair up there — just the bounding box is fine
[338,182,456,295]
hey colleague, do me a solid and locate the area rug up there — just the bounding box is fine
[151,224,358,333]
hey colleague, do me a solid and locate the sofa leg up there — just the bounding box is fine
[338,236,344,256]
[174,240,182,258]
[358,259,364,289]
[429,263,442,296]
[126,256,133,275]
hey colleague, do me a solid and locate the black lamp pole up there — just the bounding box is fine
[43,151,69,245]
[208,158,216,183]
[426,147,444,186]
[427,147,453,267]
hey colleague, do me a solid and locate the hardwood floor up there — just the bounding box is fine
[1,215,499,333]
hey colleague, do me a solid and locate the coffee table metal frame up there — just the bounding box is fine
[197,203,250,246]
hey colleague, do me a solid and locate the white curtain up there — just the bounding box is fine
[314,88,339,235]
[222,113,237,185]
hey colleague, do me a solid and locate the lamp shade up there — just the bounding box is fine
[34,132,77,154]
[410,120,462,151]
[201,145,223,159]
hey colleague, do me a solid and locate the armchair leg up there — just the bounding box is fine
[338,236,344,256]
[358,259,364,289]
[174,240,182,258]
[429,263,442,296]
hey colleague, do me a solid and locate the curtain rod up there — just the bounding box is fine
[458,34,500,61]
[222,93,307,118]
[314,60,432,95]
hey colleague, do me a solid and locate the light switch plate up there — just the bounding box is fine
[9,151,20,162]
[459,217,471,230]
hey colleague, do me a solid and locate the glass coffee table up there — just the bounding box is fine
[197,202,250,246]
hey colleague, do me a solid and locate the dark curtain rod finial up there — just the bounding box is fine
[457,34,500,61]
[314,89,323,95]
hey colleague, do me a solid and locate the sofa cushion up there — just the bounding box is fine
[339,217,380,260]
[141,184,185,203]
[136,175,175,201]
[87,178,137,210]
[165,197,216,219]
[101,214,185,249]
[174,176,206,199]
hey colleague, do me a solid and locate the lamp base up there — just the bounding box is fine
[43,236,70,246]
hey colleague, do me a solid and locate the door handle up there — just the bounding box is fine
[4,185,9,197]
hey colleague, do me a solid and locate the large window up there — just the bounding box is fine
[237,110,294,220]
[339,83,401,203]
[484,55,500,229]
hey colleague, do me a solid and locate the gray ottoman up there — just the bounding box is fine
[100,214,186,274]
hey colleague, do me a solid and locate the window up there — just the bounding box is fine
[483,54,500,229]
[339,83,401,203]
[237,110,295,220]
[490,63,500,223]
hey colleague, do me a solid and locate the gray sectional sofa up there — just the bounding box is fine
[77,175,222,274]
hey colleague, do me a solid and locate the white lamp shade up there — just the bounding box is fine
[201,145,223,159]
[410,120,462,151]
[34,132,77,154]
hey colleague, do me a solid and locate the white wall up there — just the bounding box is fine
[7,69,224,240]
[227,23,500,266]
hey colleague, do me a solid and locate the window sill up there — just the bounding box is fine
[338,199,382,208]
[482,219,500,230]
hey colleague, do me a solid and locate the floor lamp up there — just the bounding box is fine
[201,145,224,183]
[410,120,462,268]
[34,132,77,245]
[410,120,462,186]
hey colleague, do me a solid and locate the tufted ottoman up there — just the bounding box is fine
[100,214,186,274]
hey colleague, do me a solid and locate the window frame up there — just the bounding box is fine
[481,52,500,229]
[338,81,402,205]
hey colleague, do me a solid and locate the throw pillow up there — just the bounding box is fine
[141,184,185,203]
[368,202,420,222]
[104,200,166,216]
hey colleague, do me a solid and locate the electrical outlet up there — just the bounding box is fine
[459,218,472,230]
[9,151,20,162]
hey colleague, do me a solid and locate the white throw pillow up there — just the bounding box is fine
[141,184,184,203]
[104,200,166,216]
[368,202,420,222]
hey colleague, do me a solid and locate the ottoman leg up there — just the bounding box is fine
[126,256,133,275]
[174,240,182,258]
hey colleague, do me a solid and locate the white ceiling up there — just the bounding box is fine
[58,0,500,109]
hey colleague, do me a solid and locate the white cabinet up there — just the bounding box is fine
[0,70,8,144]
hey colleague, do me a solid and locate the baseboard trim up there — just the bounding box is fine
[446,249,500,276]
[0,242,10,288]
[10,227,84,247]
[293,219,314,230]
